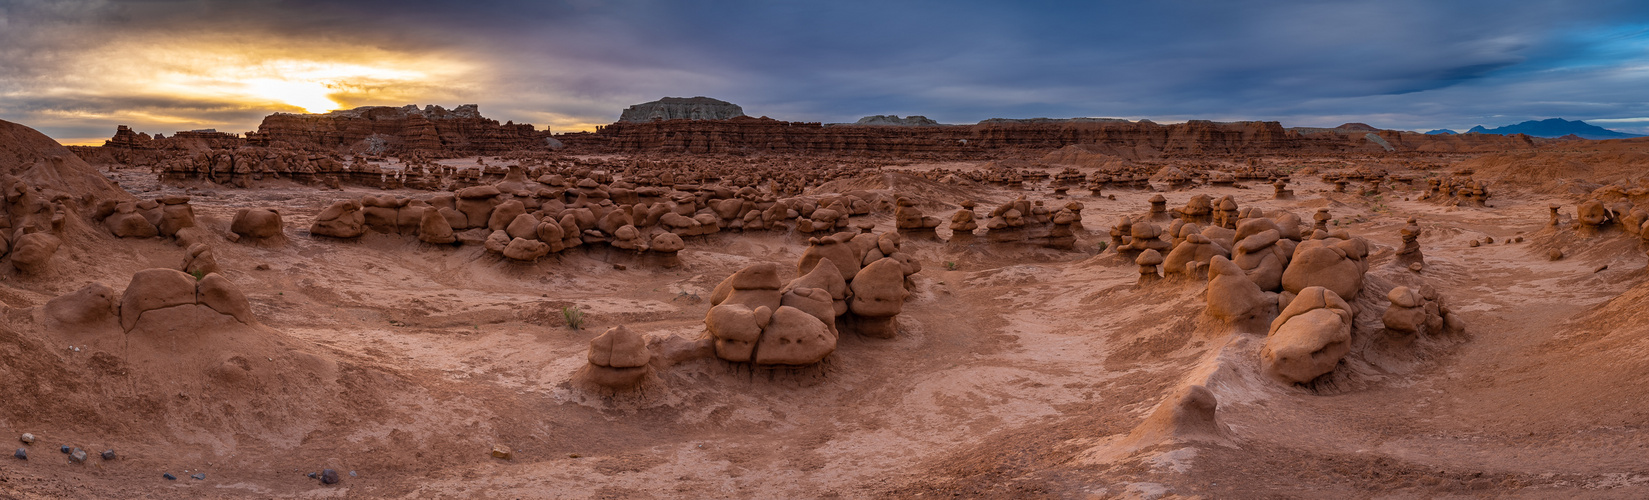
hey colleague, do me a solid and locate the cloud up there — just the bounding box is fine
[4,0,1649,142]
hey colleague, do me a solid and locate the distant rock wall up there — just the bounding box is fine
[245,104,547,154]
[852,115,940,126]
[565,116,1535,156]
[619,97,745,123]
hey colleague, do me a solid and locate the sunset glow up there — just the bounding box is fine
[241,79,338,114]
[5,33,470,142]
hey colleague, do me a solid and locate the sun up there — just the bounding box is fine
[244,78,338,113]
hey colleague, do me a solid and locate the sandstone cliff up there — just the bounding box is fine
[565,116,1539,156]
[851,115,941,126]
[246,104,547,154]
[619,97,746,123]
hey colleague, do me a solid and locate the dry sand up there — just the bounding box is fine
[3,143,1649,499]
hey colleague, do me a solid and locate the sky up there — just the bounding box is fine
[4,0,1649,145]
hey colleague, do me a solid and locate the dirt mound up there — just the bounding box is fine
[1458,146,1649,196]
[1039,143,1154,165]
[0,119,130,203]
[0,270,419,457]
[811,172,987,211]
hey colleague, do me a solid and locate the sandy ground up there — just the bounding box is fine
[2,154,1648,499]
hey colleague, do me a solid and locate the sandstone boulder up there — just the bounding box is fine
[1261,286,1353,384]
[9,232,59,273]
[753,305,836,365]
[230,208,284,241]
[1206,255,1277,332]
[310,200,366,238]
[573,325,654,391]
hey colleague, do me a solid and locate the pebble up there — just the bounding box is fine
[69,448,87,463]
[307,472,317,479]
[191,473,205,480]
[14,448,25,460]
[19,433,34,444]
[163,473,177,481]
[349,471,358,477]
[101,450,116,461]
[491,444,513,460]
[320,468,340,485]
[59,445,70,454]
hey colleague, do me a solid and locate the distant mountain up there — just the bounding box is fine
[1425,129,1456,135]
[1334,122,1380,131]
[1463,118,1641,140]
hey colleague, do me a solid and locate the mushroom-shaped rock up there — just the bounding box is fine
[1232,229,1288,291]
[1127,221,1171,253]
[483,230,511,253]
[418,207,457,244]
[1281,238,1367,302]
[181,243,219,276]
[487,200,527,232]
[502,237,550,261]
[505,213,540,240]
[798,236,861,280]
[705,304,771,362]
[1164,233,1228,278]
[230,208,284,241]
[157,203,196,237]
[711,262,783,312]
[1136,249,1163,284]
[455,187,500,228]
[753,305,836,365]
[1206,255,1277,332]
[1261,286,1353,384]
[649,232,684,253]
[106,210,158,238]
[574,325,655,391]
[611,225,646,251]
[1577,199,1609,228]
[786,257,850,317]
[847,258,908,338]
[310,200,366,238]
[45,283,119,326]
[1382,286,1427,336]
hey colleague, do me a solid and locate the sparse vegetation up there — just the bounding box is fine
[944,261,958,271]
[562,306,585,331]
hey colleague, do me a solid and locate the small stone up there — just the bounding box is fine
[307,472,317,478]
[349,471,357,477]
[1468,239,1480,247]
[60,445,70,454]
[320,468,340,485]
[1548,249,1563,261]
[13,448,25,460]
[101,450,116,461]
[1594,265,1609,273]
[612,264,627,270]
[491,444,513,460]
[69,448,87,463]
[164,473,177,481]
[19,433,34,444]
[191,473,205,480]
[1483,236,1495,244]
[1408,262,1423,272]
[1514,236,1525,243]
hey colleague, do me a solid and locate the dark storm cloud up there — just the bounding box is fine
[4,0,1649,141]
